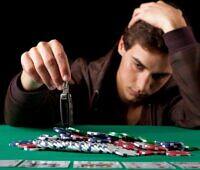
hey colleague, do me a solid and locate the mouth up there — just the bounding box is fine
[127,87,140,98]
[127,87,148,100]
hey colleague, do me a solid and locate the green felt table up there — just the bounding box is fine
[0,125,200,169]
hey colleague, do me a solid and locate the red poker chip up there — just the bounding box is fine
[144,144,167,151]
[134,142,144,149]
[122,143,137,150]
[71,134,87,141]
[114,139,125,145]
[18,143,37,148]
[114,140,138,150]
[166,150,191,156]
[154,150,166,155]
[137,150,154,156]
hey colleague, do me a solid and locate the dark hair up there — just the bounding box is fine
[122,21,168,54]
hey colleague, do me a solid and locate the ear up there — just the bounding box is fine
[118,36,126,56]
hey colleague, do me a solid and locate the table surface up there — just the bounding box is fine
[0,125,200,169]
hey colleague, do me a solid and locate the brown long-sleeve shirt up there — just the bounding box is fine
[4,27,200,128]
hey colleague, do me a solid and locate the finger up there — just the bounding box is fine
[157,0,165,4]
[129,9,142,28]
[21,52,42,83]
[157,1,169,7]
[132,8,140,18]
[29,47,55,90]
[177,9,183,16]
[129,8,141,28]
[37,42,63,90]
[48,39,71,81]
[140,2,157,8]
[129,13,142,28]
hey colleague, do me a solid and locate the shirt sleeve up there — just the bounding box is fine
[4,73,60,127]
[163,27,200,128]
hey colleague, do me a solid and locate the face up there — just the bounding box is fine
[117,39,172,104]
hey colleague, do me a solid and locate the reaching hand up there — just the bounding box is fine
[20,40,71,91]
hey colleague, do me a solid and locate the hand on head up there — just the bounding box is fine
[128,1,187,33]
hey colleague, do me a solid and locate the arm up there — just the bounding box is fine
[163,27,200,128]
[4,73,60,127]
[4,40,71,127]
[4,57,88,127]
[129,1,200,128]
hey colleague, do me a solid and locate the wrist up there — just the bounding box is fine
[163,20,187,33]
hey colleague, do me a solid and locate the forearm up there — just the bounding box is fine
[164,27,200,127]
[163,27,199,97]
[4,73,59,127]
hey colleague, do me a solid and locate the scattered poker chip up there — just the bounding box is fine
[137,150,154,156]
[114,139,138,150]
[87,131,109,138]
[107,132,123,141]
[23,147,41,151]
[166,150,191,156]
[67,127,82,135]
[53,127,71,136]
[18,143,37,149]
[88,137,112,143]
[155,141,186,150]
[9,127,198,157]
[120,133,136,142]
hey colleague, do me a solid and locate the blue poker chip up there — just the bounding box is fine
[88,137,112,143]
[9,140,33,147]
[53,127,71,136]
[155,141,185,150]
[59,133,72,140]
[87,132,107,138]
[9,141,21,147]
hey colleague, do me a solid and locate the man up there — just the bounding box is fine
[4,1,200,128]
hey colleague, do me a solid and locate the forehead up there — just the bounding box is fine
[127,43,170,72]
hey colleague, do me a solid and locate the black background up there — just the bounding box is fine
[0,0,199,123]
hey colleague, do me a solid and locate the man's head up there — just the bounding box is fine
[117,21,172,104]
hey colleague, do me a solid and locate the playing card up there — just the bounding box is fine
[171,162,200,169]
[0,160,23,167]
[122,162,176,169]
[18,160,70,168]
[73,161,122,169]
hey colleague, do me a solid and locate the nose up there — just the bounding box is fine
[136,72,151,94]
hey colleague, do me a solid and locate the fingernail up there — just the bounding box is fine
[63,75,68,81]
[49,86,56,90]
[58,85,63,91]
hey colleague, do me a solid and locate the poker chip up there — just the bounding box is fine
[88,137,112,143]
[137,150,154,156]
[53,127,71,137]
[9,127,197,157]
[166,150,191,156]
[108,132,122,140]
[67,127,82,135]
[114,139,138,150]
[155,141,186,150]
[87,131,109,138]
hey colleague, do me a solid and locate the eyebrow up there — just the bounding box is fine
[132,57,147,69]
[132,56,172,76]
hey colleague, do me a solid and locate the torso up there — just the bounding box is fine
[126,105,143,125]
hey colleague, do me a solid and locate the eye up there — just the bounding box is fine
[135,62,144,71]
[152,74,163,81]
[152,74,169,81]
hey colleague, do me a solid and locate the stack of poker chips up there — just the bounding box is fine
[9,127,196,157]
